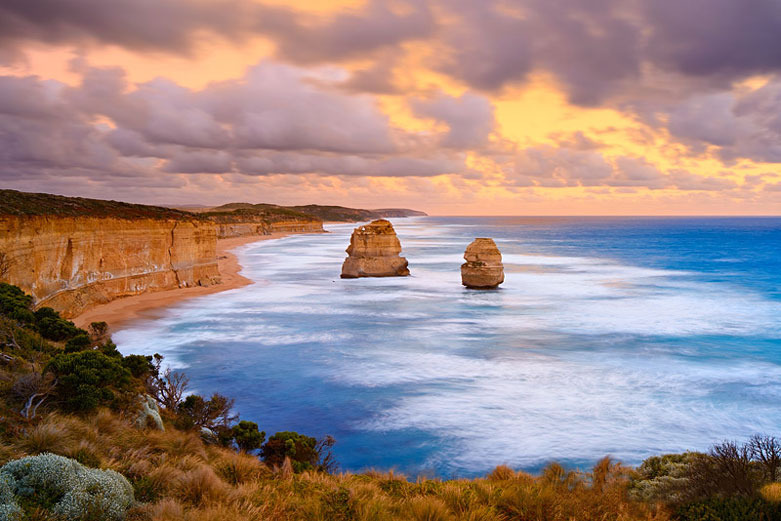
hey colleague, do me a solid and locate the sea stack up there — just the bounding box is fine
[461,238,504,289]
[341,219,410,278]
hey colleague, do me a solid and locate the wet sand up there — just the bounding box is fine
[72,232,293,331]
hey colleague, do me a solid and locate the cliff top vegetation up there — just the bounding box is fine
[207,203,425,222]
[0,190,200,221]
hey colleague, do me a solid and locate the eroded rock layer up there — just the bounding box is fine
[0,215,220,317]
[341,219,410,278]
[461,238,504,289]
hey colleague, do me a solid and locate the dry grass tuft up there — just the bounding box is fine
[214,450,267,485]
[404,496,455,521]
[761,482,781,502]
[486,465,516,482]
[176,464,230,506]
[15,421,75,455]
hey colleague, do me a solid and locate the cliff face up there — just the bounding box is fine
[341,219,410,278]
[0,215,220,318]
[214,219,323,239]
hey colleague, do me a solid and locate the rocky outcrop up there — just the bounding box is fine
[135,394,164,431]
[0,215,220,318]
[461,238,504,289]
[341,219,410,278]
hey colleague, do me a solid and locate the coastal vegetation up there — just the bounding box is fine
[1,282,780,520]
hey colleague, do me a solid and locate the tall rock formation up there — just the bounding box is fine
[341,219,410,278]
[461,238,504,289]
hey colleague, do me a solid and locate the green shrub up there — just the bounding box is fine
[630,453,701,504]
[64,333,91,353]
[46,351,134,412]
[121,355,154,379]
[0,453,133,521]
[232,421,266,452]
[35,309,84,342]
[0,283,34,326]
[262,431,318,472]
[675,496,781,521]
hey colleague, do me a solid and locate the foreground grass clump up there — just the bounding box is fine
[0,412,673,521]
[0,452,133,521]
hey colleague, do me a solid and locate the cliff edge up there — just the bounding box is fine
[0,190,220,318]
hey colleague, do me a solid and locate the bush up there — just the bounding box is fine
[35,308,83,342]
[262,431,318,473]
[675,496,781,521]
[175,393,236,431]
[231,421,265,452]
[46,351,134,412]
[0,283,34,326]
[122,355,154,379]
[64,333,91,352]
[0,453,133,521]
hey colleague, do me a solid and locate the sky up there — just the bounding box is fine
[1,0,780,215]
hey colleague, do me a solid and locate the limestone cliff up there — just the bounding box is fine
[341,219,410,278]
[461,238,504,289]
[214,219,323,239]
[201,208,324,239]
[0,214,220,318]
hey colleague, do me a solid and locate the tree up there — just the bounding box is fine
[147,354,189,410]
[261,431,319,473]
[176,393,236,431]
[232,421,266,452]
[748,434,781,482]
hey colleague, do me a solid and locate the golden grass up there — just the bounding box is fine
[761,482,781,502]
[0,411,671,521]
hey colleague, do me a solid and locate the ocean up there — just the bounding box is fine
[115,217,781,477]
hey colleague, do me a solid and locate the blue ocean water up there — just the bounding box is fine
[115,217,781,477]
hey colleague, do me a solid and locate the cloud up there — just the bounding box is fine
[660,77,781,163]
[411,93,495,149]
[257,0,434,64]
[0,0,254,54]
[0,60,471,184]
[644,0,781,79]
[3,0,781,109]
[511,147,738,191]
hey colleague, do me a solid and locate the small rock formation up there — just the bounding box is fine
[341,219,410,278]
[461,238,504,289]
[135,394,164,431]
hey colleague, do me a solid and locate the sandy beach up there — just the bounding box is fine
[72,232,294,331]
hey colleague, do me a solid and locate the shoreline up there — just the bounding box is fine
[72,232,296,331]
